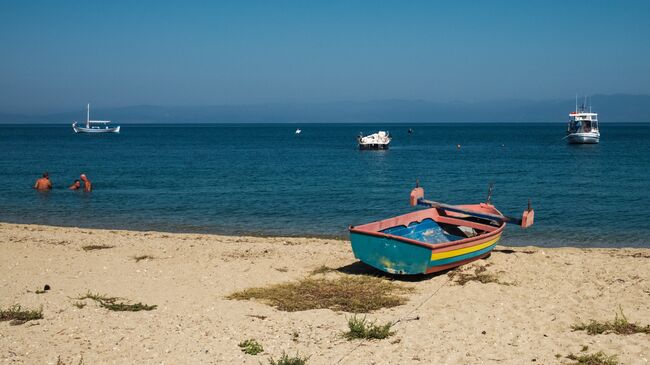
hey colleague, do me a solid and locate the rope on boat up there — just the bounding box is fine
[333,274,452,364]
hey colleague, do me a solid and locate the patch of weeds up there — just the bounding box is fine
[268,351,310,365]
[75,291,157,312]
[227,276,412,313]
[82,244,114,251]
[238,339,263,355]
[449,265,512,286]
[76,292,119,303]
[100,302,157,311]
[133,255,154,262]
[309,265,335,275]
[566,351,618,365]
[0,304,43,325]
[572,307,650,335]
[343,315,394,340]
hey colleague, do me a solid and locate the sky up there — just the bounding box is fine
[1,0,649,113]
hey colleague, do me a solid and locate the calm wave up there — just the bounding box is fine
[0,123,648,248]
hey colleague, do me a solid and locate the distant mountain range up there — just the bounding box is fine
[1,94,648,123]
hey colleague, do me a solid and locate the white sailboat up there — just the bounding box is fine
[72,104,120,134]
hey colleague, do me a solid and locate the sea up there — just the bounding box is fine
[0,123,648,248]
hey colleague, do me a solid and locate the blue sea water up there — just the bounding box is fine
[0,123,648,248]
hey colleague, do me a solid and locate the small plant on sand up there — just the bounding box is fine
[72,301,87,309]
[238,339,263,355]
[566,351,618,365]
[75,291,156,312]
[100,301,157,311]
[82,244,114,251]
[449,265,512,286]
[309,265,335,275]
[227,276,412,313]
[0,304,43,325]
[572,307,650,335]
[343,315,394,340]
[268,351,309,365]
[133,255,154,262]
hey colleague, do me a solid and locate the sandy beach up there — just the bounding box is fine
[1,222,649,364]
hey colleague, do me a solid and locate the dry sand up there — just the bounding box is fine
[1,222,649,364]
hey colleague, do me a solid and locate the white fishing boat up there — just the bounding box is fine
[358,131,391,150]
[72,104,120,134]
[566,97,599,144]
[295,128,302,134]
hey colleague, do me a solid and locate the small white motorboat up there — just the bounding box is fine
[358,131,391,150]
[295,128,302,134]
[566,97,599,144]
[72,104,120,134]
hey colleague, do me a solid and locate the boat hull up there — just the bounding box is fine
[349,207,504,275]
[567,132,599,144]
[359,143,389,150]
[73,125,121,134]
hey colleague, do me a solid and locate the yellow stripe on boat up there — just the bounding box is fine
[430,235,501,261]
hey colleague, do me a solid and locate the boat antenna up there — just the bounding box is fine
[486,183,494,205]
[575,94,577,113]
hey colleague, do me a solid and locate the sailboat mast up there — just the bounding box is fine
[86,103,90,127]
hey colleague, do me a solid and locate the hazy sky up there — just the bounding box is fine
[1,1,649,112]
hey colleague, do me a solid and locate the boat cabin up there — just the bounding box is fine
[568,112,598,134]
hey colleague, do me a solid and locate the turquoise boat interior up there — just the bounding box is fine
[380,218,466,244]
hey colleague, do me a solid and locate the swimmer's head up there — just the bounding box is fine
[43,172,49,178]
[80,174,87,181]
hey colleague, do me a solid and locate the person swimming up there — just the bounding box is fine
[80,174,92,192]
[69,179,81,190]
[33,172,52,191]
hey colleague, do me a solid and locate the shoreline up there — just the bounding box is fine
[0,219,350,241]
[1,222,649,364]
[1,220,647,249]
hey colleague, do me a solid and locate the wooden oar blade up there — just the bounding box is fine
[410,187,424,206]
[521,209,534,228]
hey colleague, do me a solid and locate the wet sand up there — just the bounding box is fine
[1,222,649,364]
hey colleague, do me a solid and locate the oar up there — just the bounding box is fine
[409,185,534,228]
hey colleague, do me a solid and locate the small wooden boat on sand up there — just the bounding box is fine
[349,184,534,275]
